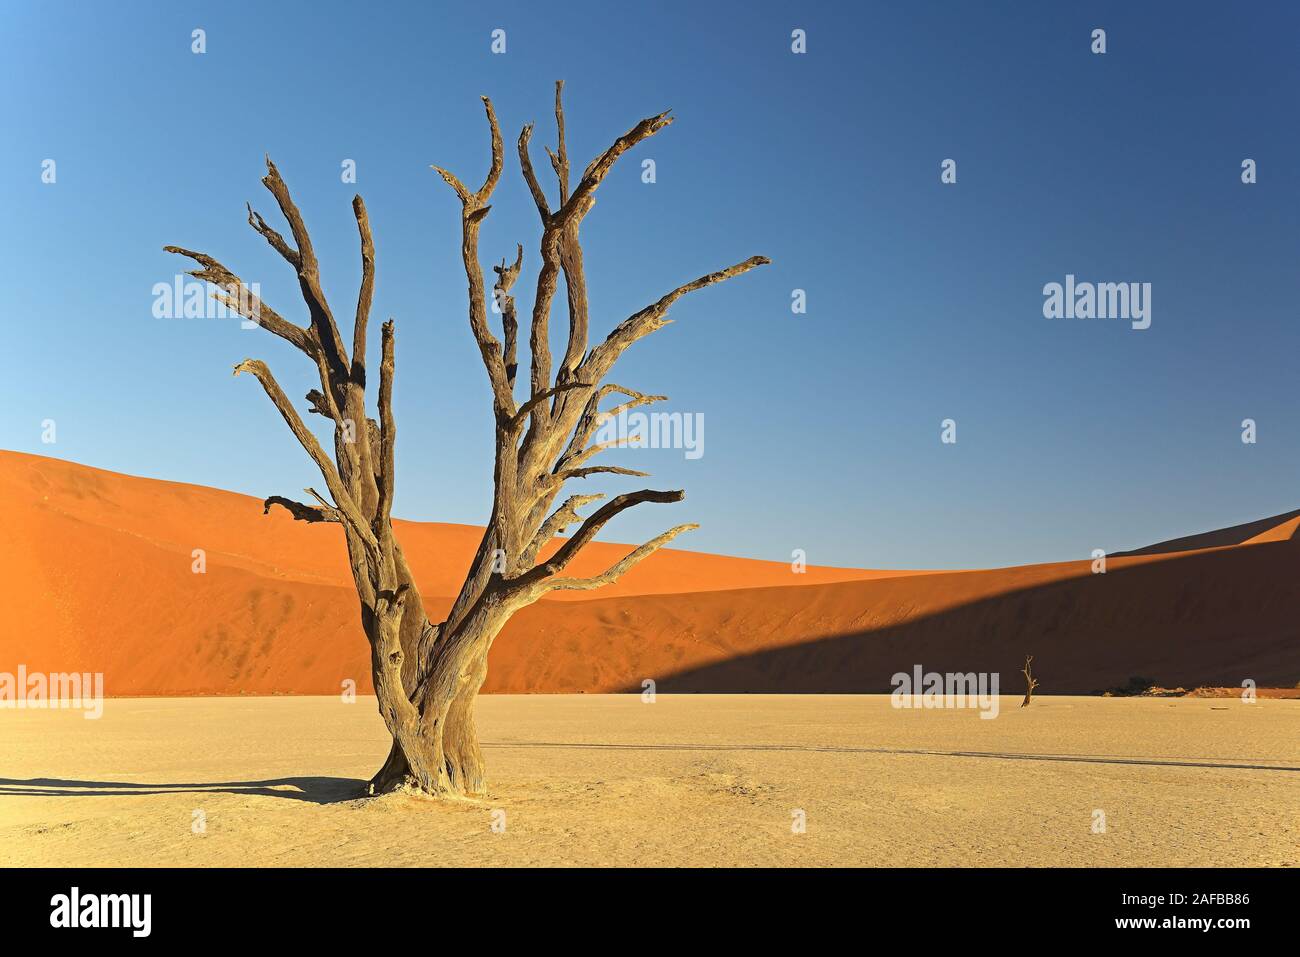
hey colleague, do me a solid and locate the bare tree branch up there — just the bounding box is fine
[308,349,347,424]
[432,97,515,416]
[512,488,684,589]
[475,97,505,201]
[519,492,604,568]
[260,157,351,383]
[580,255,770,384]
[555,384,665,473]
[559,436,645,474]
[264,494,340,524]
[545,81,570,200]
[558,110,673,227]
[305,389,334,418]
[517,123,551,222]
[162,246,318,358]
[546,523,699,592]
[351,195,376,384]
[492,245,524,387]
[430,165,471,204]
[555,224,589,386]
[304,487,333,509]
[548,82,590,384]
[232,358,375,555]
[376,320,398,538]
[521,104,675,453]
[366,419,382,476]
[523,137,558,415]
[556,464,650,482]
[246,203,300,268]
[507,381,591,432]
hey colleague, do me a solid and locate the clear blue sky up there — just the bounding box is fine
[3,1,1299,569]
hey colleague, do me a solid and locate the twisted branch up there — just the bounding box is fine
[432,97,515,416]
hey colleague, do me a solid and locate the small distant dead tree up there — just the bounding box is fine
[165,83,768,797]
[1021,655,1039,707]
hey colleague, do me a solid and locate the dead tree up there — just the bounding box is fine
[165,83,768,796]
[1021,655,1039,707]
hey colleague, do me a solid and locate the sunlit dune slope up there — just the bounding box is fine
[3,450,1297,695]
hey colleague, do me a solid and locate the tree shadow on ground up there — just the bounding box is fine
[0,776,362,804]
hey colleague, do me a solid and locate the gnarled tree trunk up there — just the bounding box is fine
[166,82,767,797]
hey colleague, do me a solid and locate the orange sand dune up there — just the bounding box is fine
[3,450,1298,695]
[0,451,906,599]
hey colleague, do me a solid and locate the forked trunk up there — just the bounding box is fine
[366,610,503,797]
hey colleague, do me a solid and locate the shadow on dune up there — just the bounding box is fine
[0,776,361,804]
[1112,509,1300,556]
[635,538,1300,694]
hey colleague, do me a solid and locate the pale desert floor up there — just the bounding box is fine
[1,695,1296,867]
